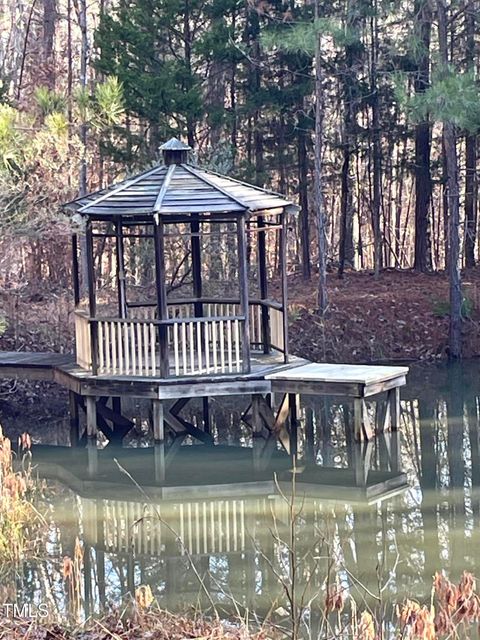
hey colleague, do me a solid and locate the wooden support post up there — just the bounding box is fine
[202,396,211,434]
[305,406,315,463]
[153,215,169,377]
[191,215,203,318]
[69,391,80,447]
[71,234,80,307]
[115,218,127,318]
[85,219,98,374]
[353,398,374,441]
[152,399,164,443]
[280,209,289,363]
[376,398,391,435]
[237,214,251,373]
[86,396,98,440]
[257,215,270,354]
[389,387,401,431]
[112,396,121,419]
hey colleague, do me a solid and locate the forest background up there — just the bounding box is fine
[1,0,480,363]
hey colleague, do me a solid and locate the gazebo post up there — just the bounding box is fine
[114,217,127,318]
[71,233,80,307]
[257,215,270,354]
[154,214,170,377]
[85,218,99,374]
[237,214,251,372]
[280,209,289,363]
[191,214,203,317]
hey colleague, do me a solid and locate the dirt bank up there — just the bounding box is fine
[286,267,480,363]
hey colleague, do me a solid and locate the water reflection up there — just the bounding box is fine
[4,360,480,625]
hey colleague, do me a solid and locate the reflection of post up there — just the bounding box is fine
[96,500,106,609]
[152,399,165,483]
[447,363,466,572]
[417,395,440,590]
[86,439,98,477]
[84,542,92,617]
[251,394,263,472]
[289,393,299,461]
[127,553,135,596]
[305,406,315,463]
[351,441,373,486]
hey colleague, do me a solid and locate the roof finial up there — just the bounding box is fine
[160,137,191,165]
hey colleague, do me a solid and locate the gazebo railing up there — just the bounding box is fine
[128,298,285,353]
[168,316,244,376]
[74,310,246,377]
[74,297,285,378]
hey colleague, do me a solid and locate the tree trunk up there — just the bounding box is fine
[413,0,432,272]
[42,0,56,87]
[315,0,328,313]
[465,132,477,267]
[338,0,360,278]
[370,1,382,277]
[298,122,311,280]
[437,0,462,358]
[464,0,477,267]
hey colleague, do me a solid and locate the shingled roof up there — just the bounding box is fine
[64,139,295,217]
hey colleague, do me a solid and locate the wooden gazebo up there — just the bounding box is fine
[65,138,297,380]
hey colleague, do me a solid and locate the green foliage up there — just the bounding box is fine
[93,76,125,128]
[74,77,124,129]
[432,296,473,319]
[0,313,7,336]
[398,68,480,132]
[34,87,67,118]
[94,0,204,157]
[0,105,25,173]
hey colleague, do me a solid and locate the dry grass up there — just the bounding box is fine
[0,428,44,576]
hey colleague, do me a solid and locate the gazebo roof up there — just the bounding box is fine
[65,142,295,217]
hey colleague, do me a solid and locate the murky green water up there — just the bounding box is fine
[2,360,480,626]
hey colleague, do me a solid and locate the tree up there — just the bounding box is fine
[464,0,477,268]
[412,0,433,272]
[94,0,204,162]
[314,4,328,313]
[436,0,463,358]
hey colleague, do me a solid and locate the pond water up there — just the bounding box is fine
[1,360,479,629]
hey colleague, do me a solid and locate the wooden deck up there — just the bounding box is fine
[0,350,408,444]
[0,351,75,380]
[267,363,408,396]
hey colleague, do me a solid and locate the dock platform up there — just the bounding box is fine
[0,351,74,380]
[0,350,407,447]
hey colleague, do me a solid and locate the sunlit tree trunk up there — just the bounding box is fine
[436,0,462,358]
[464,0,477,268]
[314,0,328,313]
